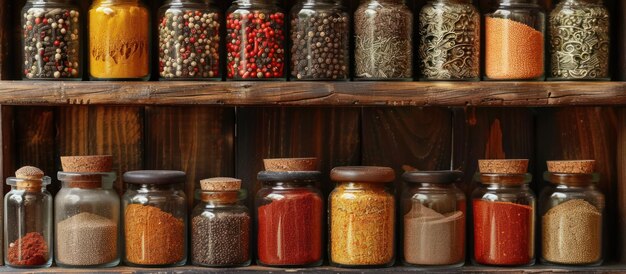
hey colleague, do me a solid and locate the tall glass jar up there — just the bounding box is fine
[22,0,81,80]
[354,0,412,80]
[89,0,150,80]
[191,177,251,267]
[484,0,545,80]
[256,171,323,267]
[122,170,187,267]
[226,0,285,80]
[540,162,604,265]
[4,167,53,268]
[402,170,466,267]
[329,166,396,268]
[549,0,609,80]
[290,0,349,80]
[158,0,221,80]
[418,0,480,81]
[55,171,120,267]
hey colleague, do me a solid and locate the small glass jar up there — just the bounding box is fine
[4,170,53,268]
[55,172,120,267]
[226,0,286,80]
[484,0,545,80]
[21,0,81,80]
[256,171,323,267]
[472,172,535,266]
[191,178,251,267]
[418,0,480,81]
[158,0,221,80]
[540,171,604,265]
[329,166,396,268]
[122,170,187,267]
[549,0,610,80]
[402,170,466,267]
[89,0,150,80]
[290,0,349,80]
[354,0,412,80]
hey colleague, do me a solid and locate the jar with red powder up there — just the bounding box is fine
[472,159,535,266]
[255,170,323,267]
[226,0,286,80]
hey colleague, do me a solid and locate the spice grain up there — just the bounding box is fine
[191,212,250,266]
[57,212,117,266]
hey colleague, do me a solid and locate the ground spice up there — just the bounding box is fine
[7,232,48,266]
[473,200,533,265]
[330,184,394,266]
[124,204,184,265]
[191,212,250,266]
[89,2,149,79]
[257,190,322,265]
[542,199,601,264]
[485,17,544,80]
[56,212,117,266]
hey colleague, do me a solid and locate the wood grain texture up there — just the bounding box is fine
[144,106,235,208]
[0,0,8,79]
[618,108,626,262]
[617,0,626,80]
[0,106,13,194]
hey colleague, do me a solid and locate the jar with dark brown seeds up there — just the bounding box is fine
[290,0,349,80]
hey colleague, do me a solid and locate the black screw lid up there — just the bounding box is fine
[123,170,186,185]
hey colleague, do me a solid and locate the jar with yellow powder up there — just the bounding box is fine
[89,0,150,80]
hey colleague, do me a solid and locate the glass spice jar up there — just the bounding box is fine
[539,160,604,266]
[290,0,349,80]
[549,0,610,80]
[89,0,150,80]
[158,0,221,80]
[21,0,81,80]
[418,0,480,81]
[256,170,323,267]
[191,177,251,267]
[122,170,187,267]
[329,166,396,268]
[485,0,545,80]
[226,0,286,80]
[402,170,466,267]
[354,0,412,80]
[4,166,53,268]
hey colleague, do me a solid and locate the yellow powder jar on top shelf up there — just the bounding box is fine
[89,0,150,80]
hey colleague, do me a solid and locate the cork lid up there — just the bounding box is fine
[330,166,395,183]
[200,177,242,191]
[10,166,50,191]
[61,155,113,172]
[123,170,186,185]
[16,166,44,180]
[403,170,463,184]
[547,160,595,174]
[263,157,318,171]
[478,159,529,174]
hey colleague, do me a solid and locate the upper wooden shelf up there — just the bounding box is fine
[0,81,624,106]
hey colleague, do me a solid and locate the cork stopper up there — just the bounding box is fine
[60,155,113,188]
[263,157,318,171]
[479,159,529,174]
[200,177,241,202]
[15,166,44,191]
[547,160,595,174]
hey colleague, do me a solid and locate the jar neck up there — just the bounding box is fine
[165,0,206,4]
[429,0,471,4]
[12,185,45,193]
[235,0,278,5]
[562,0,602,3]
[199,190,242,204]
[363,0,405,4]
[475,173,532,187]
[302,0,339,4]
[338,182,387,190]
[413,182,454,189]
[499,0,538,5]
[28,0,71,3]
[129,183,181,192]
[544,172,598,187]
[93,0,141,4]
[265,181,315,189]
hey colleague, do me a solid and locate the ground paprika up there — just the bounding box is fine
[7,232,49,266]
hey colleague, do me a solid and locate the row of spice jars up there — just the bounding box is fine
[21,0,610,81]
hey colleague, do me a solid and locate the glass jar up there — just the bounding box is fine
[418,0,480,81]
[89,0,150,80]
[191,178,251,267]
[549,0,609,80]
[472,172,535,266]
[226,0,285,80]
[484,0,545,80]
[122,170,187,267]
[255,171,323,267]
[158,0,221,80]
[55,172,120,267]
[354,0,412,80]
[4,169,53,268]
[21,0,81,80]
[402,170,466,267]
[329,166,396,267]
[290,0,349,80]
[540,171,604,265]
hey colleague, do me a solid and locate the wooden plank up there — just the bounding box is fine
[618,108,626,262]
[0,0,8,79]
[0,105,13,265]
[616,0,626,80]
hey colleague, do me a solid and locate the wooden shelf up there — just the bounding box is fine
[0,81,625,106]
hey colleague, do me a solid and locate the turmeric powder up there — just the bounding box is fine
[89,0,150,79]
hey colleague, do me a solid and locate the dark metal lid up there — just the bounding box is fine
[257,170,321,182]
[330,166,395,183]
[123,170,186,185]
[402,170,463,184]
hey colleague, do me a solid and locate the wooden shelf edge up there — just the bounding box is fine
[0,81,625,107]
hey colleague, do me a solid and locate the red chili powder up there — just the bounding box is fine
[473,200,533,265]
[7,232,49,266]
[257,190,322,265]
